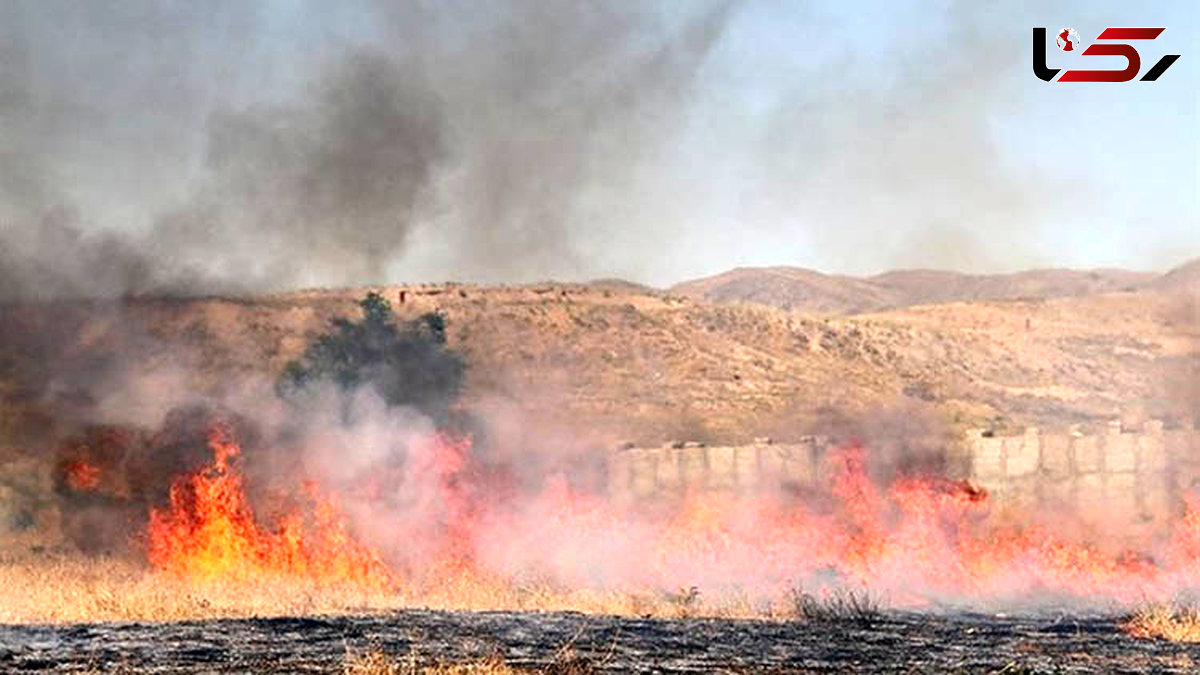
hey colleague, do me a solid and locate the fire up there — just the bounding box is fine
[147,423,393,590]
[62,458,102,491]
[141,424,1200,611]
[479,445,1200,607]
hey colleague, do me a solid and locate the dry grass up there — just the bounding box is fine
[0,554,409,624]
[0,553,773,624]
[1123,603,1200,642]
[343,650,519,675]
[786,586,884,628]
[342,649,598,675]
[78,649,596,675]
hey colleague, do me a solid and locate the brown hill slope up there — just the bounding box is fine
[672,266,1162,315]
[668,267,896,315]
[1,281,1194,450]
[1152,257,1200,294]
[871,268,1155,306]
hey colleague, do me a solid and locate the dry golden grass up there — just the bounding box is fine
[0,554,410,624]
[1123,603,1200,642]
[0,553,772,624]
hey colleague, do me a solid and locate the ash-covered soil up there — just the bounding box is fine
[2,609,1197,674]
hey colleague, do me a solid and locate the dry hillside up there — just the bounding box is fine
[671,263,1179,315]
[0,277,1195,451]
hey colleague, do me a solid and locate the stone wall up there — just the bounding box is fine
[963,422,1199,532]
[607,439,827,503]
[608,423,1200,532]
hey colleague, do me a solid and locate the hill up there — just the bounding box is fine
[1,277,1195,451]
[666,267,896,315]
[1152,258,1200,294]
[671,264,1174,315]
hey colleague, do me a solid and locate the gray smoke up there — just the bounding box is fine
[0,0,732,299]
[150,49,445,291]
[1,1,1189,297]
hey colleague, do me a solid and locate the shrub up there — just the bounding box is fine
[278,292,465,422]
[787,586,883,628]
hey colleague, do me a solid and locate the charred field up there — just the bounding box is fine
[4,608,1200,674]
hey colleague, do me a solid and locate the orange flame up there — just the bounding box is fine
[143,428,1200,610]
[62,458,102,491]
[147,423,393,590]
[480,445,1200,606]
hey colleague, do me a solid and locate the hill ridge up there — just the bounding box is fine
[670,260,1196,315]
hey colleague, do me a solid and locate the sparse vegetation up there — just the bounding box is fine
[343,649,598,675]
[1124,602,1200,642]
[2,278,1192,450]
[787,586,884,628]
[0,554,769,624]
[664,585,701,617]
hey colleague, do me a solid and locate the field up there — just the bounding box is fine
[5,607,1200,673]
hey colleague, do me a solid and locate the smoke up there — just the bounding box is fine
[0,0,733,298]
[7,1,1173,296]
[16,284,1196,612]
[150,49,445,290]
[0,0,735,442]
[736,2,1052,273]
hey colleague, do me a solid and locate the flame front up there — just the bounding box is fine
[144,426,1200,610]
[479,445,1200,607]
[147,423,393,590]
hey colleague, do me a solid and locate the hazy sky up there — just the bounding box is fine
[0,0,1195,295]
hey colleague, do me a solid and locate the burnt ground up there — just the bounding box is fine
[1,610,1197,674]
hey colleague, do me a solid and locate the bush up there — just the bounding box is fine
[278,292,465,422]
[787,586,883,627]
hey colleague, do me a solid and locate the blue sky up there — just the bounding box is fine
[625,0,1198,281]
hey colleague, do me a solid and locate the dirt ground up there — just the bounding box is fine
[2,609,1198,674]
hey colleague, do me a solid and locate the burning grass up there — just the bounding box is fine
[0,554,402,624]
[786,586,884,627]
[1124,603,1200,642]
[147,423,395,591]
[11,417,1200,625]
[0,553,779,624]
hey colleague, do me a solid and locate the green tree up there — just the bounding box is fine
[277,292,465,421]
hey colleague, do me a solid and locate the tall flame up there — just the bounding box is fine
[144,427,1200,610]
[147,423,393,590]
[478,446,1200,607]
